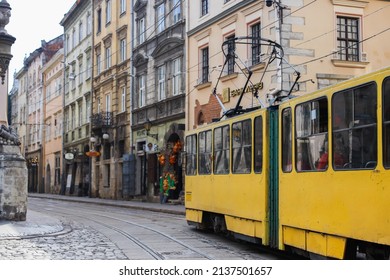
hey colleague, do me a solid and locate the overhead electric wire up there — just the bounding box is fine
[21,0,184,109]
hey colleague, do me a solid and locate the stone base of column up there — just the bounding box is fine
[0,145,28,221]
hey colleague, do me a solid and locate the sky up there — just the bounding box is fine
[6,0,76,87]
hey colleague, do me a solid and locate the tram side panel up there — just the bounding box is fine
[277,71,390,259]
[185,112,270,245]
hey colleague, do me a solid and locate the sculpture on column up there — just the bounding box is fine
[0,0,28,221]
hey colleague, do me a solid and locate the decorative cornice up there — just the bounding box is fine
[331,0,368,9]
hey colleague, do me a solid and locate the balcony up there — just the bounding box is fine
[91,111,114,130]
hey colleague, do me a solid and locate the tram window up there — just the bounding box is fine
[282,108,292,172]
[214,125,230,174]
[198,130,212,174]
[185,135,197,175]
[383,77,390,168]
[232,119,252,173]
[254,116,263,173]
[332,82,377,170]
[295,98,328,172]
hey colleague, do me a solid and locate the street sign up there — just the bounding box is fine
[86,150,100,157]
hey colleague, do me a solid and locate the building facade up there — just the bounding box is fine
[41,49,64,194]
[131,0,186,202]
[10,69,28,159]
[186,0,390,130]
[91,0,132,199]
[61,0,93,196]
[23,36,63,193]
[9,0,390,202]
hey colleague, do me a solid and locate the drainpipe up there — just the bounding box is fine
[130,0,135,153]
[90,0,95,197]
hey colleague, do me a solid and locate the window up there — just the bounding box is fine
[120,38,126,62]
[172,58,181,95]
[66,34,71,54]
[70,68,76,90]
[295,98,328,171]
[225,34,235,75]
[200,47,209,83]
[282,108,292,172]
[121,87,126,112]
[72,28,77,48]
[96,53,101,75]
[198,130,212,174]
[232,120,252,173]
[172,0,181,24]
[78,61,83,85]
[106,94,111,113]
[336,16,360,61]
[186,135,197,175]
[250,22,261,66]
[71,106,75,129]
[78,102,83,127]
[86,55,92,79]
[79,21,83,42]
[201,0,208,16]
[106,0,112,24]
[138,17,146,45]
[138,75,146,107]
[120,0,126,14]
[156,3,165,33]
[214,125,230,174]
[86,97,91,123]
[97,98,101,113]
[87,12,92,35]
[45,119,51,142]
[383,77,390,168]
[157,65,165,101]
[105,46,111,69]
[332,83,377,170]
[254,116,263,173]
[97,8,102,33]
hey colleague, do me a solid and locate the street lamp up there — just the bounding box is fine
[0,0,16,141]
[0,0,15,128]
[144,119,158,140]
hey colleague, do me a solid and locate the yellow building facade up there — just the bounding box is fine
[186,0,390,130]
[91,0,132,199]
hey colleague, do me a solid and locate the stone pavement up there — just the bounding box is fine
[0,193,185,240]
[0,194,185,260]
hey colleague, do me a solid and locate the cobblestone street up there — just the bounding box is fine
[0,221,127,260]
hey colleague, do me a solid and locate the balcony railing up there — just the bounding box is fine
[91,111,114,129]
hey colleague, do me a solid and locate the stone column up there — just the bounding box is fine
[0,144,28,221]
[0,0,27,221]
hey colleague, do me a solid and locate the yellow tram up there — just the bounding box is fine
[185,66,390,259]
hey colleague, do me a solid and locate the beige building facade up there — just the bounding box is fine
[61,0,93,196]
[186,0,390,129]
[91,0,132,199]
[41,49,64,194]
[23,36,63,193]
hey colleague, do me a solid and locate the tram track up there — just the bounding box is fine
[31,203,214,260]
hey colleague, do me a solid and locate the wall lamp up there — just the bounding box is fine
[144,119,158,141]
[265,0,287,8]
